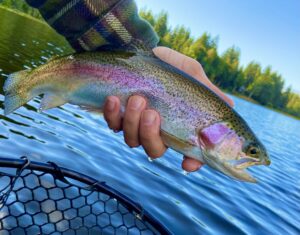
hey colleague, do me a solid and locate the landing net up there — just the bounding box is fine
[0,157,170,235]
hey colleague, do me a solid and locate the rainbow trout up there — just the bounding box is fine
[3,51,270,182]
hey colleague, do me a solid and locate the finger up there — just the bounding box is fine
[153,46,201,78]
[123,96,146,147]
[103,96,122,131]
[182,156,204,172]
[139,110,167,158]
[153,47,234,107]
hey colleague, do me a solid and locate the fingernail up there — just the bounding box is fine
[106,97,116,112]
[143,111,156,125]
[129,96,145,110]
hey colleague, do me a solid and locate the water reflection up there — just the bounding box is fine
[0,7,73,93]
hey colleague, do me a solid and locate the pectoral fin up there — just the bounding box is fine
[161,131,191,149]
[80,106,104,115]
[161,130,202,160]
[39,93,67,111]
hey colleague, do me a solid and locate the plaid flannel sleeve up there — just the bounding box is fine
[25,0,159,52]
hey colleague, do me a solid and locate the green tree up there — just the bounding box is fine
[286,93,300,117]
[139,9,156,27]
[188,33,221,83]
[218,46,241,91]
[243,62,262,97]
[280,86,292,110]
[154,12,168,39]
[162,26,194,54]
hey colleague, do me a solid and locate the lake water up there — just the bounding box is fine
[0,7,299,235]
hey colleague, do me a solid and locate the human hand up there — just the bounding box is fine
[103,47,234,172]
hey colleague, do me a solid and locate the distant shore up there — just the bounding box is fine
[229,92,300,121]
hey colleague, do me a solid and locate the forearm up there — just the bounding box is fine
[25,0,158,52]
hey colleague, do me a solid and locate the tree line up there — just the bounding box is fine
[140,10,300,118]
[1,1,299,118]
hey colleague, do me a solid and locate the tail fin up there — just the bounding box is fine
[3,70,32,115]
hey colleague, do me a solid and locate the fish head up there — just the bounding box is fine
[198,122,270,183]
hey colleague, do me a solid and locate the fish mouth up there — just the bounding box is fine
[202,154,266,183]
[232,157,262,169]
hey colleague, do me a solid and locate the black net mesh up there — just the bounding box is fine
[0,157,170,235]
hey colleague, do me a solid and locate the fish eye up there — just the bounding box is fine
[250,148,257,155]
[247,145,260,158]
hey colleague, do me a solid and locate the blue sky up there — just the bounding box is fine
[136,0,300,92]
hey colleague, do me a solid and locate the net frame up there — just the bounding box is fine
[0,156,171,235]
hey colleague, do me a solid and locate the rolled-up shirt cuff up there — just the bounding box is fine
[25,0,159,52]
